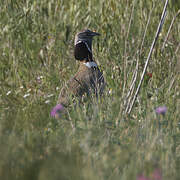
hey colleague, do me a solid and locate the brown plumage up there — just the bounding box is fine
[57,29,105,109]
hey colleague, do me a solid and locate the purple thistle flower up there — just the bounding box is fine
[50,104,64,118]
[152,169,162,180]
[137,175,150,180]
[137,168,163,180]
[155,106,167,115]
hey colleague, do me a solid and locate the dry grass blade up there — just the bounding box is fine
[122,0,137,97]
[127,0,169,115]
[124,59,138,114]
[161,9,180,52]
[124,4,154,114]
[139,4,155,55]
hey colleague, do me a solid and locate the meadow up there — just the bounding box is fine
[0,0,179,179]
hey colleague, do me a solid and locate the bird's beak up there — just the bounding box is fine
[91,31,100,36]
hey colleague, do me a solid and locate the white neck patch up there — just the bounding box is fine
[76,40,82,44]
[84,62,97,68]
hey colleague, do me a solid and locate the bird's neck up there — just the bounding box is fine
[79,60,97,69]
[80,59,96,63]
[74,41,94,62]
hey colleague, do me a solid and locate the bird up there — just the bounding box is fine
[51,29,105,118]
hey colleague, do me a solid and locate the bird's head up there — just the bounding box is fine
[74,29,100,47]
[74,29,100,61]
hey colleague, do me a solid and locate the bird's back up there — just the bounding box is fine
[57,62,105,107]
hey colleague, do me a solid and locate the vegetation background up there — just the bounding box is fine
[0,0,179,179]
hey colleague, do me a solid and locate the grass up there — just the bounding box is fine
[0,0,180,179]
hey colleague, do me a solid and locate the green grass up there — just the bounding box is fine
[0,0,180,179]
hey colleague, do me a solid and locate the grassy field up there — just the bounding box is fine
[0,0,179,179]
